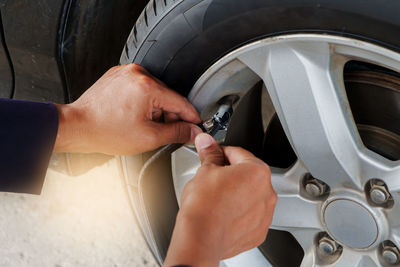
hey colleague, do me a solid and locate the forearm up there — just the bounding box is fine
[164,212,221,267]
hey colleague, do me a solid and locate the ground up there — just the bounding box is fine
[0,155,158,267]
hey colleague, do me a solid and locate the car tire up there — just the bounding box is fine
[120,0,400,265]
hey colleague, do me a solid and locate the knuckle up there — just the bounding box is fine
[123,64,135,72]
[262,191,277,211]
[130,63,143,70]
[138,74,153,85]
[270,191,278,206]
[259,162,271,175]
[173,123,189,143]
[125,63,143,72]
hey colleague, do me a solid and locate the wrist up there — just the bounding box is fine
[53,103,87,153]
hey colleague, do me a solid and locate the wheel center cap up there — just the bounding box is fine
[324,199,378,249]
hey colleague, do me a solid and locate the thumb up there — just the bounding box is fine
[154,121,203,146]
[195,133,225,166]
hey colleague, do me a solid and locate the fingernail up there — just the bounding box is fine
[190,125,203,142]
[195,133,215,150]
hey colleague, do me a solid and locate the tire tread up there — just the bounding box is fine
[122,0,183,62]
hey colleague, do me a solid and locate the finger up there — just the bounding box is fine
[222,146,265,166]
[131,64,201,123]
[195,133,225,166]
[164,112,180,123]
[151,121,203,146]
[156,88,201,124]
[152,109,163,121]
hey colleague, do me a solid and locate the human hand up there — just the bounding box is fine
[164,133,277,267]
[53,64,202,155]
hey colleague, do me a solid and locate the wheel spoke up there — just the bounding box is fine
[291,229,319,253]
[271,161,306,194]
[238,41,383,190]
[334,249,377,267]
[271,196,322,231]
[382,163,400,192]
[300,250,318,267]
[289,229,320,267]
[270,162,323,231]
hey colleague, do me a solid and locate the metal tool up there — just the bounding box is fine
[198,103,233,137]
[198,96,235,137]
[158,97,235,157]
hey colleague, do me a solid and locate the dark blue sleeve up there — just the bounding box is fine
[0,98,58,194]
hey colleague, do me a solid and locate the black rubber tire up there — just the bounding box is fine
[121,0,400,96]
[120,0,400,265]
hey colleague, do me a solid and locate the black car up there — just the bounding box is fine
[0,0,147,102]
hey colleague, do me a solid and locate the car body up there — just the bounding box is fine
[0,0,147,102]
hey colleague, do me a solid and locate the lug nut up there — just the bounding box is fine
[319,241,335,255]
[383,249,399,265]
[381,242,400,265]
[368,180,391,205]
[304,176,327,198]
[305,183,323,197]
[318,236,338,255]
[370,188,388,204]
[382,246,400,265]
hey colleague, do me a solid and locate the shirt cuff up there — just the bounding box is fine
[0,98,59,194]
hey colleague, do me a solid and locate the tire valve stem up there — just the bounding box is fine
[198,96,235,137]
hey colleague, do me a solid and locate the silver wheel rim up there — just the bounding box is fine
[172,34,400,267]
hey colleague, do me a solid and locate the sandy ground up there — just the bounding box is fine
[0,155,158,267]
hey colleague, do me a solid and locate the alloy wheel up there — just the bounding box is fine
[172,34,400,266]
